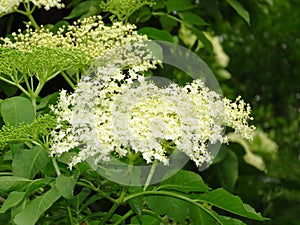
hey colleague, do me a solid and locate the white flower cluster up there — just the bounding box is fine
[0,0,64,14]
[50,50,255,168]
[1,16,148,62]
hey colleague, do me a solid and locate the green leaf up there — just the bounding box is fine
[12,146,50,179]
[0,191,25,213]
[0,82,18,97]
[179,12,207,26]
[138,27,173,42]
[55,175,76,199]
[159,15,178,31]
[187,26,213,52]
[146,195,189,224]
[0,176,31,192]
[214,149,238,192]
[36,92,59,110]
[198,188,268,221]
[166,0,195,13]
[189,205,220,225]
[14,187,61,225]
[25,178,54,196]
[159,170,210,193]
[0,96,35,127]
[130,214,161,225]
[226,0,250,25]
[213,213,246,225]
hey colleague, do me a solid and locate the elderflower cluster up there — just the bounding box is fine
[0,0,64,15]
[1,16,149,62]
[50,53,255,168]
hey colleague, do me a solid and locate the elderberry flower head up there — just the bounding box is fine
[50,50,255,169]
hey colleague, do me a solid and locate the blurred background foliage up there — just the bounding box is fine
[0,0,299,224]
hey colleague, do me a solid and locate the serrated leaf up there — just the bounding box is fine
[0,191,25,213]
[159,170,209,193]
[55,175,76,199]
[179,12,207,26]
[226,0,250,25]
[14,187,61,225]
[12,146,50,179]
[166,0,195,13]
[138,27,173,42]
[146,195,189,224]
[198,188,268,221]
[0,176,31,192]
[0,97,35,127]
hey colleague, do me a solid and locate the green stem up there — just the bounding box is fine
[61,71,76,90]
[52,158,61,176]
[76,181,117,204]
[23,2,39,30]
[100,155,136,224]
[152,12,183,23]
[66,201,74,225]
[143,160,158,191]
[124,190,222,224]
[113,210,133,225]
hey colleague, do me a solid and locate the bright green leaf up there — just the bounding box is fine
[198,188,268,221]
[166,0,195,13]
[1,96,35,127]
[0,176,31,192]
[14,187,61,225]
[55,175,76,199]
[146,195,189,224]
[226,0,250,25]
[179,12,207,26]
[12,146,50,179]
[138,27,173,42]
[159,170,210,193]
[0,191,25,213]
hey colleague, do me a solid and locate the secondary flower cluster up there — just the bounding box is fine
[50,56,255,168]
[0,0,64,15]
[1,16,148,63]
